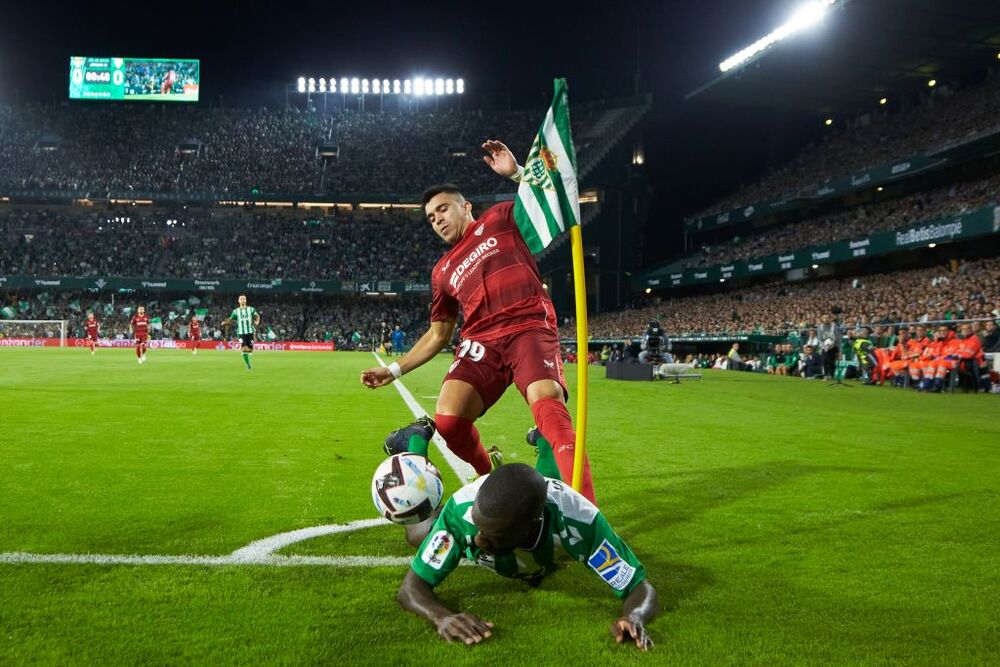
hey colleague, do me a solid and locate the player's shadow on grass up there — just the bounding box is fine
[610,460,885,536]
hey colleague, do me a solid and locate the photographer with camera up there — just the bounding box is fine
[638,321,671,365]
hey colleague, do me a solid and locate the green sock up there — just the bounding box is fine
[532,433,562,481]
[406,434,430,458]
[242,352,251,368]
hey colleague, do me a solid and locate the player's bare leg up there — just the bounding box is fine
[526,379,596,504]
[434,380,493,475]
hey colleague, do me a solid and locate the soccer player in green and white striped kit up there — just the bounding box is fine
[383,418,660,650]
[227,295,260,370]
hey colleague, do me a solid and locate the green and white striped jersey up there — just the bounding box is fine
[411,475,646,599]
[229,306,258,336]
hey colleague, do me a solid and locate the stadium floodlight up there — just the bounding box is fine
[457,78,465,94]
[414,77,425,96]
[373,79,381,94]
[927,79,937,87]
[351,78,360,94]
[446,78,454,94]
[297,77,306,93]
[879,97,887,105]
[308,77,316,93]
[393,79,401,94]
[719,0,832,73]
[404,79,412,94]
[341,78,349,93]
[382,79,390,93]
[362,78,370,94]
[319,78,327,92]
[330,78,337,93]
[435,78,445,95]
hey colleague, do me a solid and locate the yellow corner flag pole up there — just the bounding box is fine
[569,224,589,493]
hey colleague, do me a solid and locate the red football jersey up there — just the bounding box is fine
[131,314,150,337]
[85,319,99,336]
[430,201,556,342]
[189,319,201,337]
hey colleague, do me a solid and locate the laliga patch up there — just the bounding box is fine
[587,540,636,591]
[421,530,454,570]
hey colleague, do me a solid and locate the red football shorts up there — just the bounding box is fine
[444,327,568,413]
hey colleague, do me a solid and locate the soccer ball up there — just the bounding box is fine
[371,453,444,525]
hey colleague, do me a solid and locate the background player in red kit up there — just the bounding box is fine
[83,311,100,355]
[161,69,177,95]
[361,139,596,503]
[130,306,150,364]
[189,316,202,355]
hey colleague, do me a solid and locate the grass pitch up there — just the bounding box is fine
[1,348,998,664]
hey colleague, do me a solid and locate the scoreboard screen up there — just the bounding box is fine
[69,57,200,102]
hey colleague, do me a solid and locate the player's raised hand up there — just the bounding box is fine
[481,139,518,178]
[611,617,654,651]
[435,613,494,645]
[360,366,394,389]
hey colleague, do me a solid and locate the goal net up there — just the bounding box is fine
[0,320,69,347]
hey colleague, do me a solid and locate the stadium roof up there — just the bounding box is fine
[687,0,1000,114]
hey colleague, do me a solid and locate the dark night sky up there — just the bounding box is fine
[0,0,825,261]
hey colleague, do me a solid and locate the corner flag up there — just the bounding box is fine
[513,78,581,253]
[514,78,590,494]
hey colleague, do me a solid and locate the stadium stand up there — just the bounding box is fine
[691,71,1000,219]
[0,102,646,196]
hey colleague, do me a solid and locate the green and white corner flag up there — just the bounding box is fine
[513,78,580,254]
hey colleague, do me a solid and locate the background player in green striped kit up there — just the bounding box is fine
[225,295,260,369]
[383,418,660,649]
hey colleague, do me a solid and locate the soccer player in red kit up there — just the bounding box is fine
[130,306,151,364]
[161,69,177,95]
[361,139,596,504]
[84,311,100,355]
[189,316,202,355]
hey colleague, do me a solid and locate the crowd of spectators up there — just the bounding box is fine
[692,71,1000,219]
[0,292,429,348]
[0,207,443,282]
[0,103,601,196]
[688,170,1000,269]
[581,257,1000,338]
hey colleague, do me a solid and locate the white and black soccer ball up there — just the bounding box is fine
[371,453,444,525]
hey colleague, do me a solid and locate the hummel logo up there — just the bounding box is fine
[543,359,555,369]
[474,224,485,236]
[441,259,451,272]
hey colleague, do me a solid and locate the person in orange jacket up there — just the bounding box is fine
[924,325,962,392]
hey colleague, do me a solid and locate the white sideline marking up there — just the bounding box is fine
[0,518,418,568]
[0,552,411,568]
[372,352,477,483]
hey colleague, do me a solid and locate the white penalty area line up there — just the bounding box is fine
[372,352,477,484]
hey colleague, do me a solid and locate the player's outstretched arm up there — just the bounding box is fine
[611,580,660,651]
[398,570,493,645]
[481,140,520,179]
[360,319,456,389]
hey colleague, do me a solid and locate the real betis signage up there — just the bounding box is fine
[0,276,432,295]
[644,205,998,289]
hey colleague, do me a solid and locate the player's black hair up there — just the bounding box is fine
[475,463,547,521]
[421,183,466,207]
